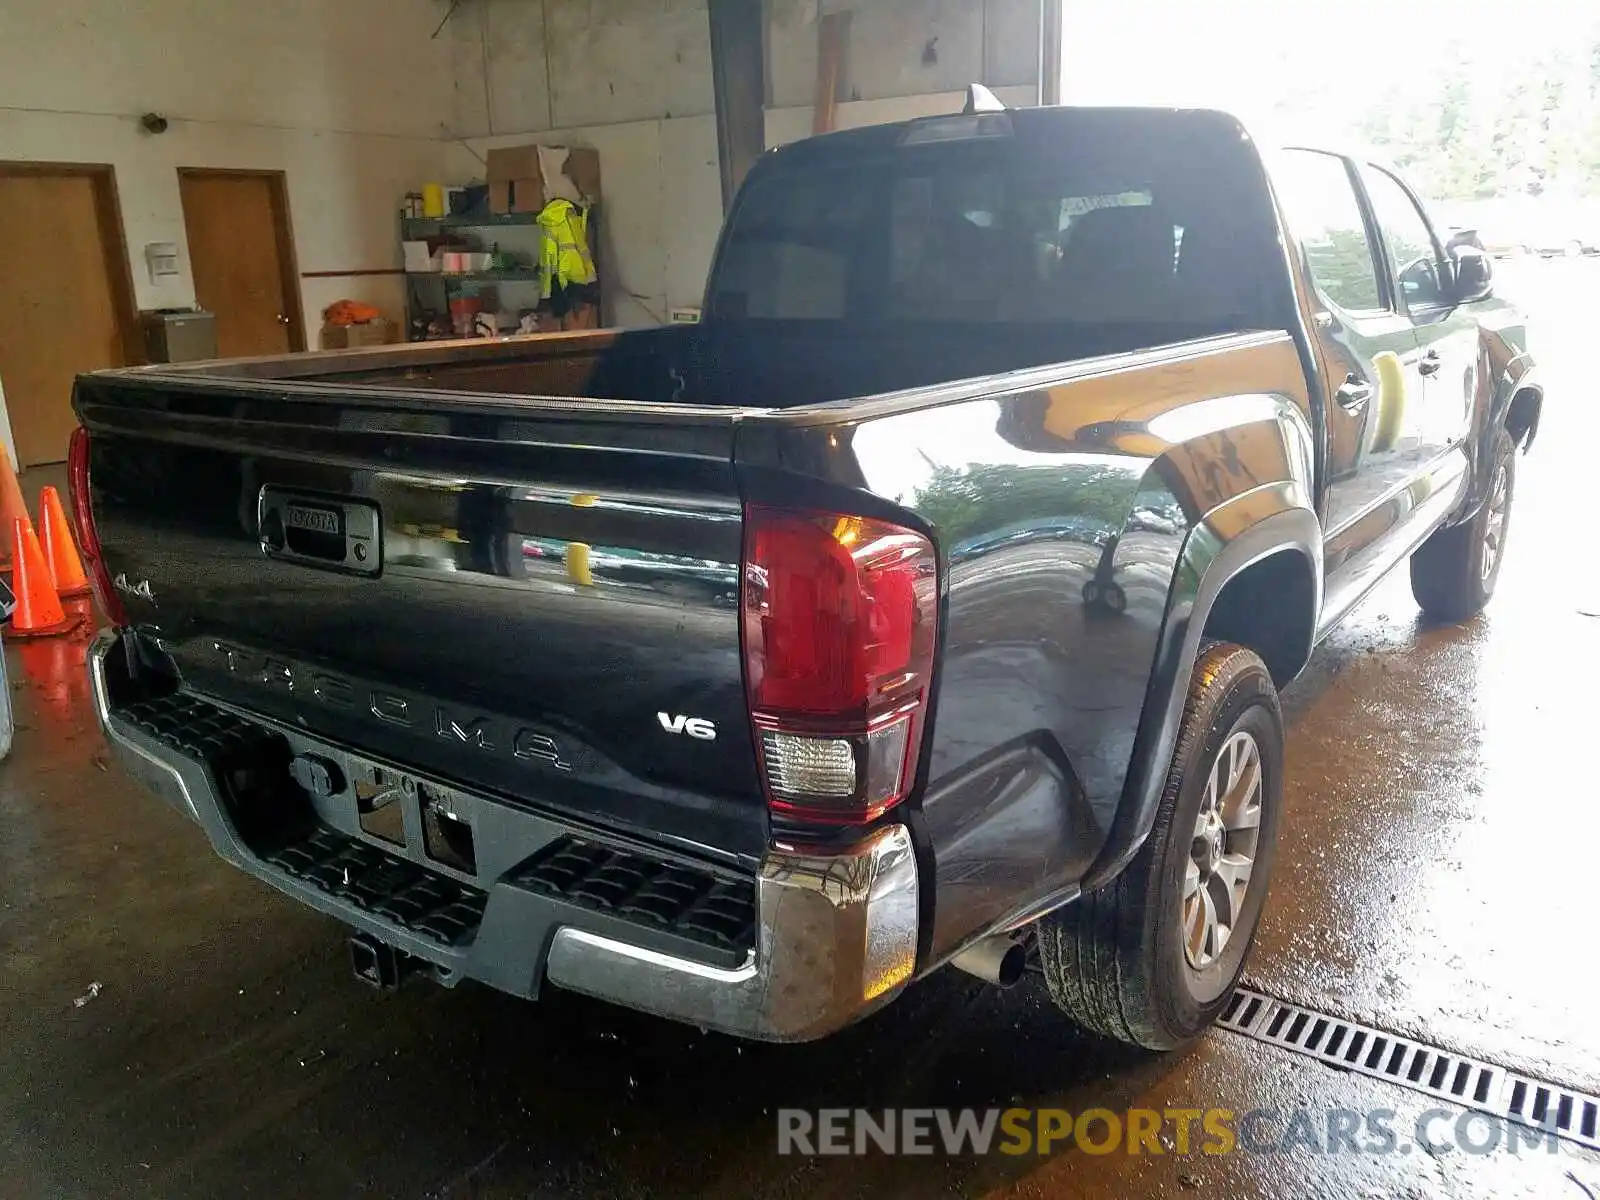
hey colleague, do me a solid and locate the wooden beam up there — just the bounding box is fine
[812,10,849,136]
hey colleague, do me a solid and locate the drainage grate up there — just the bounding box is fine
[1219,986,1600,1153]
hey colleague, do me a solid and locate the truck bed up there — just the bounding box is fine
[143,317,1278,412]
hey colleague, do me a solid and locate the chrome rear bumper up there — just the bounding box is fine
[88,629,919,1041]
[547,824,917,1039]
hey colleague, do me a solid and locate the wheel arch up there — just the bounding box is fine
[1453,349,1539,524]
[1083,491,1320,890]
[1505,384,1542,450]
[1202,547,1318,687]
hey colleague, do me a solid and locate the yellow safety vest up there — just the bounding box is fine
[538,199,597,296]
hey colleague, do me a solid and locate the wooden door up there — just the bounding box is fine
[0,167,134,466]
[178,170,304,358]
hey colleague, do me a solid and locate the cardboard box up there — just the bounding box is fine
[402,240,438,272]
[560,302,600,331]
[486,144,538,214]
[486,144,601,215]
[319,319,395,351]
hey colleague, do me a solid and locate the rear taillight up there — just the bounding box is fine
[68,426,126,626]
[741,505,938,825]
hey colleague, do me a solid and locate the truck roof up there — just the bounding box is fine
[764,103,1258,166]
[767,102,1406,188]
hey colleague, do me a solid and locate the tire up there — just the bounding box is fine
[1103,583,1127,613]
[1038,643,1284,1049]
[1409,427,1516,623]
[1081,581,1101,606]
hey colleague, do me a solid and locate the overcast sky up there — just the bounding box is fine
[1058,1,1600,147]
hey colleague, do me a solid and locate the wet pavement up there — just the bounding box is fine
[3,260,1598,1198]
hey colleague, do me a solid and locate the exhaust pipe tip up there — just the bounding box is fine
[950,934,1027,988]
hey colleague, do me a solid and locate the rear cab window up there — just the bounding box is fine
[708,109,1288,342]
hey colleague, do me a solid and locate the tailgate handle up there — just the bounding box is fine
[259,488,381,576]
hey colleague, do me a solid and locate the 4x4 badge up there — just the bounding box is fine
[113,573,155,603]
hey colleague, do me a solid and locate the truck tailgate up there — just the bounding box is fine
[75,374,765,862]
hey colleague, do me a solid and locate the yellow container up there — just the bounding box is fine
[565,543,593,587]
[421,182,446,219]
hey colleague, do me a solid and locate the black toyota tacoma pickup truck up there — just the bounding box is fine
[75,98,1539,1046]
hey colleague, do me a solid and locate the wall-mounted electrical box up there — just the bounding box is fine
[144,241,180,284]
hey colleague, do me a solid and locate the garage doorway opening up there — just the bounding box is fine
[0,163,139,467]
[178,169,305,358]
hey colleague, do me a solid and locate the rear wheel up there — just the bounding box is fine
[1037,643,1284,1048]
[1409,427,1516,623]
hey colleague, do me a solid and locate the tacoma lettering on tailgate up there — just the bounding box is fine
[205,641,574,772]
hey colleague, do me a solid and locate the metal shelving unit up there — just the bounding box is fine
[406,269,543,282]
[400,205,601,340]
[401,212,541,235]
[401,212,545,340]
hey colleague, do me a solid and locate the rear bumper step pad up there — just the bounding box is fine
[514,837,755,957]
[268,829,487,948]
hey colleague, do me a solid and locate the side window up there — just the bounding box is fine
[1362,167,1446,309]
[1275,151,1383,313]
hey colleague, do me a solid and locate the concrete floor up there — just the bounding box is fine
[3,259,1597,1199]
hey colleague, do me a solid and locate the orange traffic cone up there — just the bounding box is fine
[38,486,90,597]
[0,447,27,569]
[7,518,80,639]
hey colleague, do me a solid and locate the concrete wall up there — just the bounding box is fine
[0,0,449,352]
[443,116,722,328]
[447,0,1043,321]
[447,0,716,138]
[767,0,1039,109]
[446,0,722,323]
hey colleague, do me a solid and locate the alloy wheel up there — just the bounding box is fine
[1183,729,1263,970]
[1481,461,1510,583]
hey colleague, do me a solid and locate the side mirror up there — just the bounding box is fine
[1451,245,1494,304]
